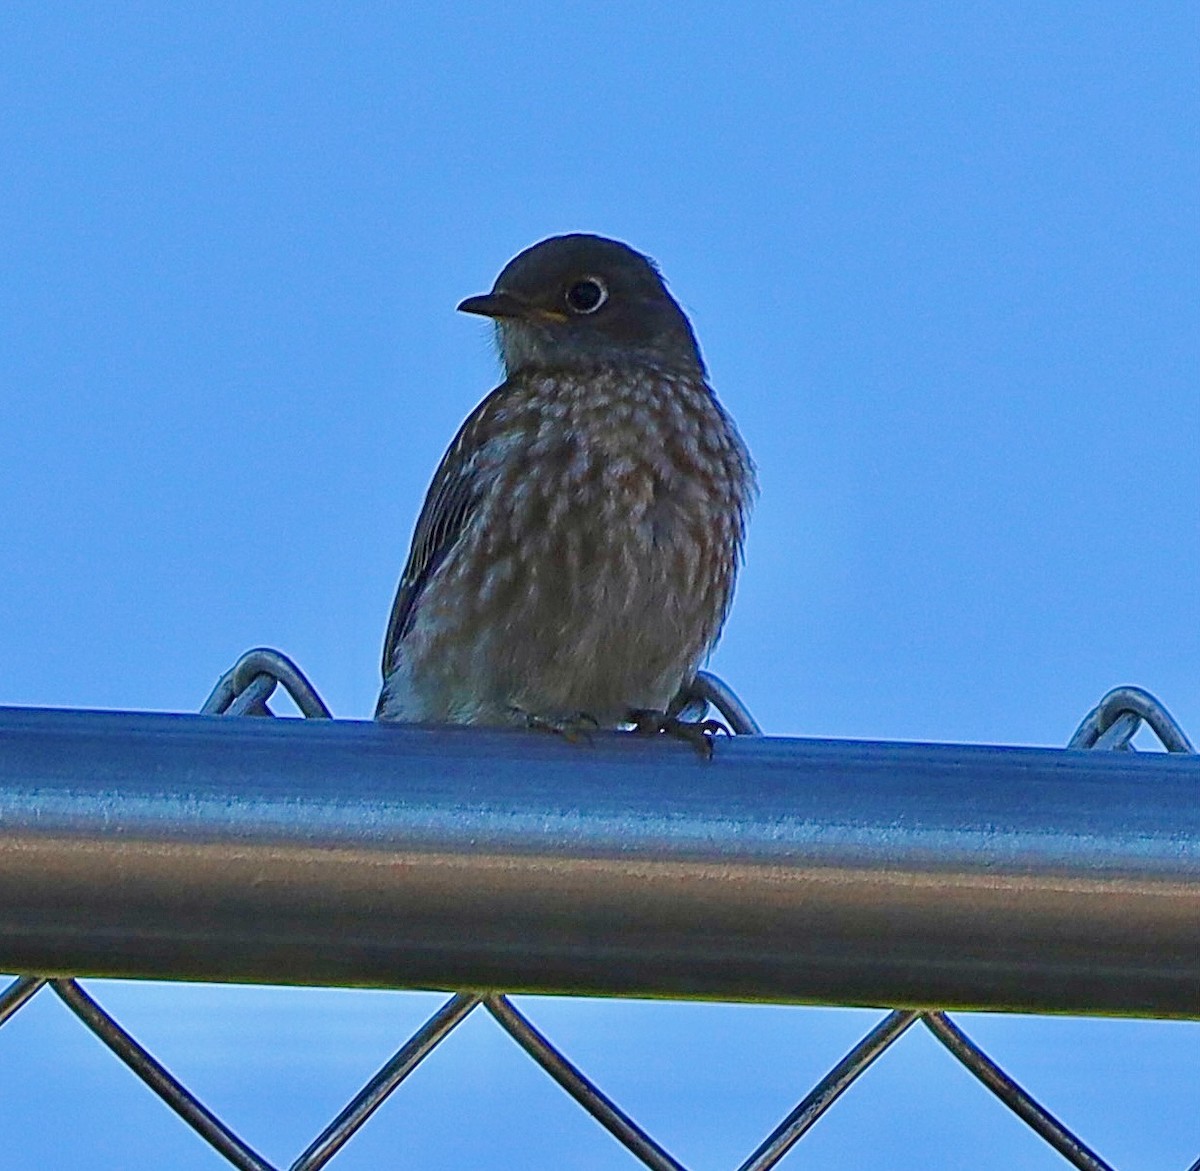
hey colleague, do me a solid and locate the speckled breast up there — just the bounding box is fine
[405,366,754,724]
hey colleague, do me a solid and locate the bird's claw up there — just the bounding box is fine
[514,708,601,745]
[628,709,729,759]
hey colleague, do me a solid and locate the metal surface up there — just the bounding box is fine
[0,973,46,1026]
[53,977,275,1170]
[2,658,1197,1170]
[1068,685,1195,753]
[689,669,763,735]
[921,1012,1116,1171]
[202,647,333,719]
[736,1008,919,1171]
[2,703,1198,1014]
[485,994,688,1171]
[290,991,481,1171]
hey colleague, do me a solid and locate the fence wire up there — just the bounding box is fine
[1,649,1196,1169]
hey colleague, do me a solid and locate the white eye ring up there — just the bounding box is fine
[564,276,608,315]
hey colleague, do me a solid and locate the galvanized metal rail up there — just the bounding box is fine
[1,653,1196,1171]
[0,700,1197,1014]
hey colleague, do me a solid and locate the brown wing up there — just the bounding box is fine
[379,387,505,681]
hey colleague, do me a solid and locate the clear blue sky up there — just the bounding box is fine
[1,3,1197,1168]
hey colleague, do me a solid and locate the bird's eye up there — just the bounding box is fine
[564,276,608,315]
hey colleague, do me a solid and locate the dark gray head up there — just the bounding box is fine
[458,234,705,378]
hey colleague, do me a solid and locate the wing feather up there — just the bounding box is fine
[379,387,506,680]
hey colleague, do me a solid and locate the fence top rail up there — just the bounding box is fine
[1,704,1198,1016]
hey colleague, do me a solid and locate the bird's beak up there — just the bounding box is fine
[457,291,530,319]
[457,291,569,324]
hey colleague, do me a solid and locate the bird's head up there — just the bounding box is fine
[458,234,705,378]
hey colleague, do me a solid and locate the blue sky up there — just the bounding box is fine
[1,3,1197,1168]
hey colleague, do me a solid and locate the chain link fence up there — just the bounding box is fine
[1,650,1196,1170]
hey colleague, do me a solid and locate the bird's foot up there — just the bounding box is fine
[513,707,601,745]
[628,709,729,759]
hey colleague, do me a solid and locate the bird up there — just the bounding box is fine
[376,233,755,748]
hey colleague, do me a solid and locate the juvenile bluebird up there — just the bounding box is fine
[377,234,755,745]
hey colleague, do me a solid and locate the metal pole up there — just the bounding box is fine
[1,705,1197,1016]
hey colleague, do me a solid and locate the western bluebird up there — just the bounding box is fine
[377,234,755,745]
